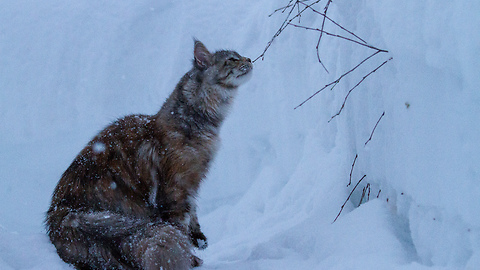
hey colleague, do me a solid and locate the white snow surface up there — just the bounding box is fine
[1,0,479,269]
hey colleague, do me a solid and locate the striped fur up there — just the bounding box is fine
[46,40,252,270]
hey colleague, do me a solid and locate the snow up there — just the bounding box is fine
[0,0,479,269]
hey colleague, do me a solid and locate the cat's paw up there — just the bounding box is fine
[192,255,203,267]
[190,231,208,249]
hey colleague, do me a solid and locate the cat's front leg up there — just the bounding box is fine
[188,202,208,249]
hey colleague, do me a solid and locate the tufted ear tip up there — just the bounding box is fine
[193,40,212,69]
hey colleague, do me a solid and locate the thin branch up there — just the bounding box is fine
[254,3,296,63]
[254,2,307,62]
[296,1,301,23]
[268,0,308,17]
[333,174,367,223]
[329,57,392,122]
[329,51,382,83]
[257,0,388,70]
[315,0,332,73]
[364,111,385,146]
[359,187,367,206]
[347,154,358,187]
[255,0,322,63]
[294,50,382,110]
[268,0,294,17]
[298,2,368,45]
[358,183,371,207]
[288,23,388,53]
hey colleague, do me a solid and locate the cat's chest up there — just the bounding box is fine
[165,130,219,172]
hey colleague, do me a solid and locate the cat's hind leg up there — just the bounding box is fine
[120,222,202,270]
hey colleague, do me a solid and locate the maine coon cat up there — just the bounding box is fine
[46,40,252,270]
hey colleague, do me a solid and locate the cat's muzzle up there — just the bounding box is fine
[239,61,253,76]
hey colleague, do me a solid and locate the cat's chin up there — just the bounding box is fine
[233,70,252,86]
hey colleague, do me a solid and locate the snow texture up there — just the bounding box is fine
[1,0,479,269]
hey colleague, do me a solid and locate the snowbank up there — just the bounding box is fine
[0,0,478,269]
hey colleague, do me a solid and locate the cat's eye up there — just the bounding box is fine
[228,57,239,62]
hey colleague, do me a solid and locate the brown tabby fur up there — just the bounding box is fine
[46,40,252,270]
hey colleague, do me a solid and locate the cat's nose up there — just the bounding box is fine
[246,58,251,63]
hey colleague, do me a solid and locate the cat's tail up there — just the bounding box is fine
[60,210,147,238]
[47,208,201,270]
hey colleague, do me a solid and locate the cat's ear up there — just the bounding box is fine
[194,40,212,70]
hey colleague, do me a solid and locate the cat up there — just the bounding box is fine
[46,40,252,270]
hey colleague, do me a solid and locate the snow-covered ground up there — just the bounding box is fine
[1,0,479,269]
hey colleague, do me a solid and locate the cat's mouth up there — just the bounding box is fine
[236,71,250,78]
[237,65,252,78]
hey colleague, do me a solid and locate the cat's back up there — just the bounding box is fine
[50,114,160,212]
[69,114,157,174]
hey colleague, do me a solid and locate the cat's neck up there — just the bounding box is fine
[156,69,237,137]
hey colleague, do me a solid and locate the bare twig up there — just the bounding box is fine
[294,50,382,110]
[347,154,358,187]
[259,0,391,115]
[296,1,302,23]
[254,2,297,63]
[268,0,307,17]
[333,174,367,223]
[364,111,385,146]
[255,1,322,63]
[329,57,392,122]
[315,0,333,72]
[298,2,368,44]
[358,183,371,207]
[288,23,388,53]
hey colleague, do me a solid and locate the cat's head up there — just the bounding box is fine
[193,40,253,88]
